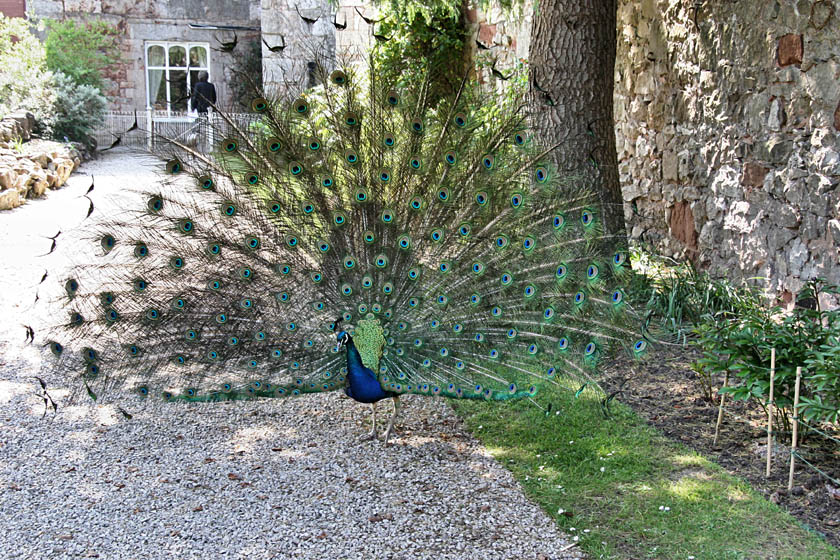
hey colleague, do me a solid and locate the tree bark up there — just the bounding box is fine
[528,0,626,239]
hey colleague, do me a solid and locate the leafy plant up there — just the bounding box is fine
[371,0,468,103]
[43,18,121,93]
[49,71,107,150]
[0,15,56,126]
[694,278,840,431]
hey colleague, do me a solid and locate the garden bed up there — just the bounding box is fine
[609,347,840,548]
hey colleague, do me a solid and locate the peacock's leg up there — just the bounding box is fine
[359,403,377,441]
[383,396,400,446]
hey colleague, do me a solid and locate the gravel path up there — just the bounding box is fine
[0,149,583,560]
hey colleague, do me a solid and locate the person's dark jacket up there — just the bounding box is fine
[192,81,217,113]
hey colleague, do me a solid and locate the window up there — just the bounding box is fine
[145,42,210,113]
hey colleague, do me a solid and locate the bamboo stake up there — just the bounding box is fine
[713,371,729,446]
[766,348,775,478]
[787,366,802,491]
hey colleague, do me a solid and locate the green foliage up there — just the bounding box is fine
[0,16,108,147]
[371,0,468,101]
[695,278,840,428]
[49,71,107,150]
[43,18,120,93]
[633,248,765,336]
[0,15,56,124]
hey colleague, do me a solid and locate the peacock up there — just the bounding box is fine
[39,56,649,445]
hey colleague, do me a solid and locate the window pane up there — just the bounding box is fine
[169,46,186,67]
[148,69,166,109]
[169,70,188,112]
[148,45,165,66]
[189,69,201,96]
[189,46,207,67]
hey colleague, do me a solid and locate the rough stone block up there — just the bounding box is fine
[669,201,698,253]
[777,34,803,67]
[0,188,21,210]
[662,150,679,182]
[741,162,768,188]
[767,97,786,130]
[829,219,840,245]
[835,100,840,131]
[478,23,496,47]
[788,237,809,276]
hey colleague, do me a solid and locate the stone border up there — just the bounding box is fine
[0,112,82,211]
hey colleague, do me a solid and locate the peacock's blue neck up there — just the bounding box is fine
[344,338,365,375]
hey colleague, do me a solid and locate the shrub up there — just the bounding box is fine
[694,279,840,429]
[371,0,468,102]
[43,18,120,93]
[0,15,56,127]
[50,71,107,149]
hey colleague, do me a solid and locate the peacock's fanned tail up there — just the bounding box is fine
[42,58,649,405]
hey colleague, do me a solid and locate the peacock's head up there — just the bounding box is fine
[336,330,350,347]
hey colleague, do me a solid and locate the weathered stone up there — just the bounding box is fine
[668,201,698,253]
[767,225,797,252]
[741,162,768,188]
[770,198,801,228]
[0,167,14,190]
[787,237,809,277]
[28,152,50,168]
[0,188,22,210]
[834,101,840,131]
[767,97,786,130]
[27,170,49,197]
[723,200,755,234]
[829,219,840,245]
[764,135,794,164]
[777,34,803,67]
[662,150,678,182]
[478,23,497,46]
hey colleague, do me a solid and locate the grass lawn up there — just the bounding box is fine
[452,378,838,559]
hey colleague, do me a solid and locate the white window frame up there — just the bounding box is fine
[144,41,211,118]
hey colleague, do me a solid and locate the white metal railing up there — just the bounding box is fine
[93,110,263,153]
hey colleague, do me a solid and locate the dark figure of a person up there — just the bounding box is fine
[191,71,217,114]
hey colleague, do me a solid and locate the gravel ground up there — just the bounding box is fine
[0,149,583,560]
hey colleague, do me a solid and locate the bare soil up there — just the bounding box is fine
[605,347,840,548]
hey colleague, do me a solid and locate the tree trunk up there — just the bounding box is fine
[528,0,626,239]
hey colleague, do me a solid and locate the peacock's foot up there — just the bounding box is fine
[383,428,397,446]
[358,430,378,442]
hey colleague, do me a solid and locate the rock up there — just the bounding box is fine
[740,162,768,188]
[0,167,14,190]
[669,201,698,253]
[834,101,840,131]
[764,135,794,164]
[828,219,840,245]
[0,188,22,210]
[790,485,806,496]
[662,150,679,182]
[27,170,49,198]
[775,197,801,227]
[27,151,49,168]
[777,34,803,67]
[788,238,808,276]
[767,97,786,130]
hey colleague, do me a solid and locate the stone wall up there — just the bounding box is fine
[260,0,334,96]
[613,0,840,300]
[0,113,81,210]
[465,1,840,300]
